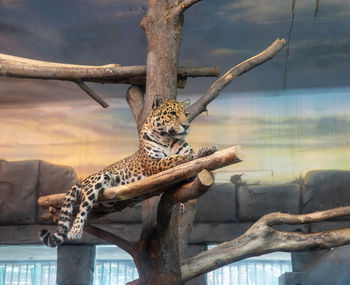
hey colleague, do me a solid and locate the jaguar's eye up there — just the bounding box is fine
[185,112,189,116]
[170,111,177,116]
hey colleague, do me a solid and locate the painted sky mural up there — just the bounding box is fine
[0,0,349,183]
[1,87,349,183]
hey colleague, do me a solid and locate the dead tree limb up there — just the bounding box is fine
[101,146,240,201]
[173,0,202,15]
[75,81,109,108]
[38,146,241,210]
[181,206,350,282]
[0,53,219,84]
[172,169,214,203]
[126,85,145,134]
[187,38,287,122]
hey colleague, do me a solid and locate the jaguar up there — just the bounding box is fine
[40,98,217,247]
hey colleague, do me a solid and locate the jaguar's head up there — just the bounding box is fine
[149,97,191,140]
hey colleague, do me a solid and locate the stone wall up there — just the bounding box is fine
[2,160,350,284]
[1,160,350,246]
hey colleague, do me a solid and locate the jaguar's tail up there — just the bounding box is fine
[39,184,82,248]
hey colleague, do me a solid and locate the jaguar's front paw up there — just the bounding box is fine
[194,145,218,159]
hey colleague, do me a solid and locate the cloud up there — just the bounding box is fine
[206,48,250,58]
[217,0,350,24]
[0,0,25,9]
[217,0,296,24]
[289,38,350,63]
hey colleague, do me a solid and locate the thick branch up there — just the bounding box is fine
[181,206,350,282]
[187,38,287,122]
[126,85,145,134]
[38,146,241,209]
[156,169,214,232]
[102,146,240,201]
[172,169,214,202]
[0,53,219,84]
[178,200,198,261]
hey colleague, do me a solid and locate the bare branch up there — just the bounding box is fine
[172,169,214,203]
[187,38,287,122]
[84,225,136,257]
[101,146,241,201]
[75,81,109,108]
[157,169,214,233]
[181,206,350,282]
[173,0,202,15]
[0,53,219,84]
[38,146,241,211]
[126,85,145,133]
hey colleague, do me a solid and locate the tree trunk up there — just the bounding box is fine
[138,1,186,284]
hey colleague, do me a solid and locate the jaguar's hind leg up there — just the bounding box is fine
[67,172,114,240]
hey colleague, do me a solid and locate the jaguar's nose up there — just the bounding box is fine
[169,128,177,136]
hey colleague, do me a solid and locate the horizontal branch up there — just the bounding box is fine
[181,206,350,282]
[102,146,240,201]
[187,38,287,122]
[38,146,241,210]
[0,53,219,84]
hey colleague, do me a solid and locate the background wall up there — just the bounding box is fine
[1,88,350,183]
[0,0,349,183]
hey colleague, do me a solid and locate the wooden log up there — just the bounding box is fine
[181,206,350,282]
[126,85,145,134]
[0,53,219,83]
[172,169,215,203]
[102,146,241,201]
[38,146,241,209]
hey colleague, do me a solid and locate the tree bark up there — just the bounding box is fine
[181,206,350,282]
[138,1,200,284]
[188,38,287,122]
[126,85,145,134]
[38,146,241,214]
[0,53,218,84]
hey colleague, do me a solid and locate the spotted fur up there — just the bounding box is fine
[40,98,217,247]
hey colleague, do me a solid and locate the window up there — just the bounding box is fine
[0,246,57,285]
[207,247,292,285]
[94,245,138,285]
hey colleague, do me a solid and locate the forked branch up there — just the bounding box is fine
[188,38,287,122]
[181,206,350,282]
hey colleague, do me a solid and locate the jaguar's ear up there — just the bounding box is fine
[182,99,191,110]
[153,96,163,109]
